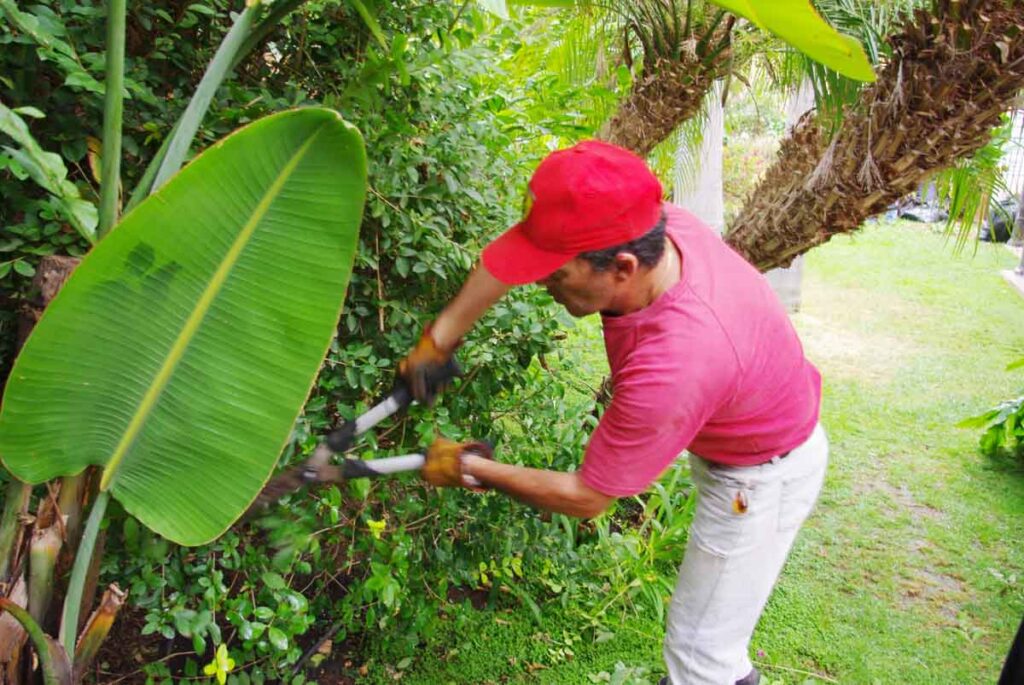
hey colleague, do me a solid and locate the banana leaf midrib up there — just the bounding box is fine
[98,123,329,492]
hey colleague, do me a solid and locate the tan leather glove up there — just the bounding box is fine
[398,325,457,405]
[421,437,493,488]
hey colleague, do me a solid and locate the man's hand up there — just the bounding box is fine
[422,437,493,487]
[398,327,455,404]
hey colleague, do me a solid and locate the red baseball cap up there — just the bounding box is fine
[482,140,664,285]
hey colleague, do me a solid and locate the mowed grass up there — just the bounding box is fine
[364,221,1024,684]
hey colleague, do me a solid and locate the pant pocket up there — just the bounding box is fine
[691,468,758,558]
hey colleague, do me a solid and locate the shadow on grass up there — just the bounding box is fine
[983,449,1024,478]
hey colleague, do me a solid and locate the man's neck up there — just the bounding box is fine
[603,237,681,317]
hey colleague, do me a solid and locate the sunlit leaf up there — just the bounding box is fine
[710,0,875,81]
[0,108,367,546]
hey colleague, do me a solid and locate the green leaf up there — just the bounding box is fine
[261,572,286,590]
[13,260,35,277]
[709,0,875,82]
[63,70,105,93]
[347,0,388,51]
[957,411,998,429]
[267,626,288,651]
[64,197,98,236]
[13,106,45,119]
[507,0,572,6]
[241,620,266,640]
[0,108,367,546]
[122,516,140,549]
[188,3,218,15]
[0,101,96,242]
[477,0,508,19]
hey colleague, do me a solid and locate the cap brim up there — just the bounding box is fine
[482,222,576,286]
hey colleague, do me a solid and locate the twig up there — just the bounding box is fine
[754,661,839,683]
[446,0,472,34]
[289,617,347,678]
[98,650,194,684]
[374,230,385,333]
[368,184,401,212]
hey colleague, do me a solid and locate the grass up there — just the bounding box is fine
[364,220,1024,684]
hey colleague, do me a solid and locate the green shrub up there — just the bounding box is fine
[959,357,1024,461]
[2,2,694,679]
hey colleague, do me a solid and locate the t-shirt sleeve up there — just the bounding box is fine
[581,339,738,497]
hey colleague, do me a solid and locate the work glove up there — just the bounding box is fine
[421,436,493,488]
[398,324,458,405]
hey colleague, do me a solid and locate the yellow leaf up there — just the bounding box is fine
[86,136,102,183]
[710,0,875,82]
[367,518,386,539]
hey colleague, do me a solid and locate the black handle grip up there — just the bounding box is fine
[326,420,356,453]
[425,356,462,389]
[393,356,462,406]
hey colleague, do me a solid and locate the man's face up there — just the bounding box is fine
[536,258,619,318]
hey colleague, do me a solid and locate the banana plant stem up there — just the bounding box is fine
[0,598,63,685]
[152,2,260,190]
[59,490,109,656]
[97,0,126,237]
[0,479,30,581]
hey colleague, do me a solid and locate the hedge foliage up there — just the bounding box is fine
[1,2,692,681]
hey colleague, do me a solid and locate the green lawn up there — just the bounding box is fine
[368,221,1024,684]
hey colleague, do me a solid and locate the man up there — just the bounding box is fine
[403,140,828,685]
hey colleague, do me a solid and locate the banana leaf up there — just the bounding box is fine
[0,108,366,546]
[710,0,876,82]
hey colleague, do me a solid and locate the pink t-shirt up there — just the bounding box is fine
[580,203,821,497]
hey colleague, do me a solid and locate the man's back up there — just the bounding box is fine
[582,203,821,496]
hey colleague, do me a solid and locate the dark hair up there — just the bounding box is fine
[578,212,667,271]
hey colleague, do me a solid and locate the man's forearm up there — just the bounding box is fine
[461,455,613,519]
[430,262,510,349]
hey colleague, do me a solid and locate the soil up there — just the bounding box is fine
[89,604,166,683]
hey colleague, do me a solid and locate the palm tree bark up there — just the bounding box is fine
[597,11,735,157]
[725,0,1024,272]
[599,55,726,157]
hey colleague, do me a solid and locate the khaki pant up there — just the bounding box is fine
[663,424,829,684]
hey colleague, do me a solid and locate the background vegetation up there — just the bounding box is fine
[2,1,1022,683]
[1,1,666,681]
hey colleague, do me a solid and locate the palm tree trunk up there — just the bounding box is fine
[597,12,734,157]
[725,0,1024,272]
[599,57,721,157]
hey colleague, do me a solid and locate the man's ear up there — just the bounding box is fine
[612,252,639,281]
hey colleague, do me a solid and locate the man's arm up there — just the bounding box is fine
[461,454,615,519]
[430,262,510,350]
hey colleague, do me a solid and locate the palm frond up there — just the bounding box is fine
[933,113,1015,252]
[776,0,924,129]
[662,91,711,196]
